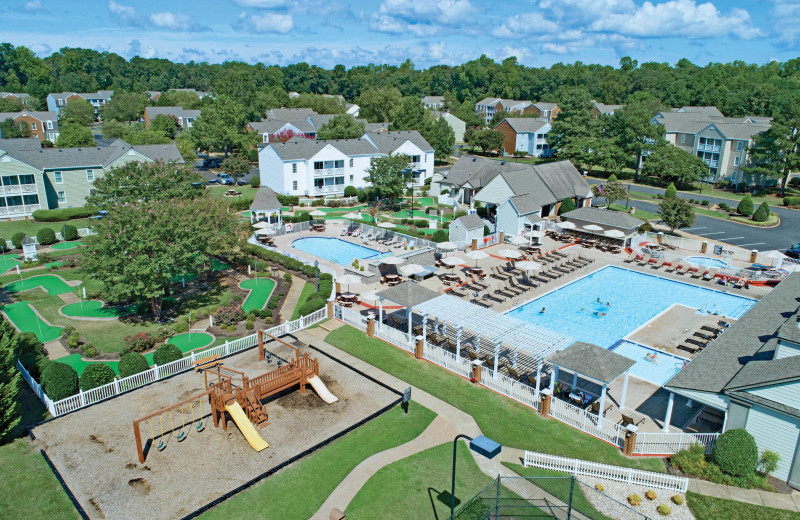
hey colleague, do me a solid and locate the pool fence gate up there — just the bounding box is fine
[18,307,329,418]
[336,303,720,458]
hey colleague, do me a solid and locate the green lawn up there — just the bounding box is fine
[686,491,800,520]
[391,209,452,221]
[608,203,660,221]
[4,274,75,296]
[201,404,437,519]
[0,253,21,273]
[0,301,62,342]
[325,326,665,472]
[60,300,135,318]
[0,218,92,240]
[290,281,316,320]
[50,241,82,250]
[346,442,539,520]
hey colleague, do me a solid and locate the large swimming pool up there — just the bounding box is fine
[292,237,388,265]
[507,266,755,349]
[610,341,688,386]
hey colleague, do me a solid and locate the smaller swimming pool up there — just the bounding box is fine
[684,256,729,268]
[609,340,687,386]
[292,237,388,265]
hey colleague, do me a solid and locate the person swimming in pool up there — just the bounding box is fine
[540,307,546,313]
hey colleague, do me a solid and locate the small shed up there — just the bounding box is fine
[449,213,484,246]
[250,186,283,226]
[21,235,36,261]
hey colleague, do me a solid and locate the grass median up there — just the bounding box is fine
[325,326,665,473]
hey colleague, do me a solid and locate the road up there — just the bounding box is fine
[588,177,799,253]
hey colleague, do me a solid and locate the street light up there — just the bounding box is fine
[314,260,319,293]
[450,434,501,518]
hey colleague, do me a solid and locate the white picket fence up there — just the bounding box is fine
[19,307,328,417]
[523,451,689,493]
[375,323,414,353]
[479,366,542,413]
[633,431,720,456]
[549,397,627,449]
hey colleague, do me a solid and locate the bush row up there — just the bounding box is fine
[784,196,800,206]
[32,207,96,222]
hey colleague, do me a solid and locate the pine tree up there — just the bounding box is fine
[0,319,21,441]
[559,197,576,215]
[665,183,677,199]
[752,201,770,222]
[737,193,754,216]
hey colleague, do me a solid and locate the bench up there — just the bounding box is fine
[193,354,221,368]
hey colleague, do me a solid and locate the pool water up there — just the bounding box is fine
[292,237,388,265]
[610,341,688,386]
[507,266,755,349]
[684,256,729,268]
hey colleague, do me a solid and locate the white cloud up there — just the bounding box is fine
[108,1,143,26]
[369,0,475,35]
[771,1,800,47]
[148,11,208,31]
[127,39,157,59]
[542,43,573,55]
[234,11,294,33]
[232,0,286,7]
[590,0,763,40]
[492,13,561,38]
[20,0,43,12]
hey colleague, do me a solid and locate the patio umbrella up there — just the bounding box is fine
[441,256,465,266]
[343,212,360,219]
[359,289,380,305]
[498,249,522,259]
[436,241,458,251]
[378,222,397,228]
[380,256,405,265]
[465,250,489,267]
[515,260,541,271]
[583,224,604,232]
[507,235,527,246]
[337,274,362,293]
[523,230,543,238]
[604,229,625,238]
[252,221,272,229]
[255,228,275,236]
[558,221,576,230]
[766,250,789,268]
[310,209,326,217]
[399,263,426,276]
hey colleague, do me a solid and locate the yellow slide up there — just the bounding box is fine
[225,402,269,451]
[308,375,339,404]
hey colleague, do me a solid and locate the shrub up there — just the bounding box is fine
[172,317,189,334]
[11,232,25,249]
[719,202,730,211]
[701,199,709,206]
[645,490,657,500]
[227,196,254,211]
[431,229,449,242]
[232,294,242,302]
[36,227,57,245]
[784,196,800,206]
[283,273,292,283]
[594,483,604,492]
[16,332,49,380]
[227,324,237,332]
[712,428,758,477]
[344,185,357,197]
[0,237,6,253]
[276,194,299,206]
[627,494,641,506]
[657,504,671,516]
[737,193,754,216]
[83,344,97,358]
[67,332,80,349]
[32,207,95,222]
[483,225,491,236]
[79,363,116,391]
[297,297,327,317]
[213,305,246,326]
[124,332,156,353]
[61,224,79,241]
[759,450,780,476]
[558,197,576,215]
[250,176,260,188]
[245,319,255,330]
[671,495,684,505]
[61,325,77,339]
[118,352,150,378]
[248,148,258,162]
[41,362,79,401]
[638,222,654,233]
[264,316,272,324]
[752,201,770,222]
[153,344,182,365]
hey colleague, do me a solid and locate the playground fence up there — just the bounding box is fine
[19,308,330,418]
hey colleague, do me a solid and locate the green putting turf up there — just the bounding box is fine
[239,278,276,312]
[58,353,119,376]
[167,332,214,351]
[0,302,62,342]
[50,241,81,250]
[390,209,452,221]
[0,253,20,273]
[60,300,136,318]
[3,275,74,295]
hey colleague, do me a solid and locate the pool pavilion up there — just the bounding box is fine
[250,186,283,226]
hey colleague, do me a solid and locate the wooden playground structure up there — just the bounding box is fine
[133,331,337,463]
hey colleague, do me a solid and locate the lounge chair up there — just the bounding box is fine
[734,277,749,289]
[686,337,708,348]
[650,258,664,269]
[351,228,361,237]
[390,315,406,329]
[590,401,612,417]
[690,268,706,279]
[524,374,538,387]
[703,268,718,281]
[693,331,715,341]
[623,251,637,263]
[495,288,514,299]
[674,264,688,275]
[677,344,701,355]
[466,350,478,361]
[701,325,723,334]
[506,366,522,380]
[620,414,645,427]
[408,240,416,249]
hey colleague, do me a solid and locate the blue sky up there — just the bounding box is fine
[2,0,799,68]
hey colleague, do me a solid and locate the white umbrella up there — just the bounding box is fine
[436,242,458,251]
[252,221,273,229]
[498,249,522,259]
[465,249,489,268]
[558,221,576,230]
[255,229,275,236]
[343,212,360,219]
[310,209,326,217]
[337,274,362,292]
[359,289,380,305]
[378,222,396,228]
[399,263,426,276]
[524,230,543,238]
[441,256,465,266]
[515,260,541,271]
[583,224,604,232]
[507,235,527,246]
[380,256,405,265]
[604,229,625,238]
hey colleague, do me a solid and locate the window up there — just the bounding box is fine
[537,133,545,139]
[313,161,323,170]
[734,157,740,166]
[86,169,94,182]
[57,191,66,203]
[411,155,421,164]
[30,123,37,131]
[46,121,53,129]
[20,175,34,185]
[54,171,63,184]
[349,175,354,182]
[334,160,344,169]
[680,134,686,143]
[57,99,63,106]
[23,194,38,205]
[349,158,353,167]
[292,181,298,190]
[737,141,744,151]
[292,163,298,173]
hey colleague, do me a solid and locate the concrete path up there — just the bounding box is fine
[279,275,307,321]
[57,292,80,304]
[687,478,800,512]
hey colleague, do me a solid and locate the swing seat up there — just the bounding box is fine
[156,441,167,451]
[195,421,205,432]
[177,431,187,442]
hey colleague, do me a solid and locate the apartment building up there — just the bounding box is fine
[493,118,552,157]
[0,111,59,143]
[46,90,113,116]
[143,106,202,131]
[474,98,533,123]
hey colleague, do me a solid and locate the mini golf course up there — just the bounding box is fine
[170,258,230,284]
[390,209,452,221]
[50,241,81,250]
[3,275,74,296]
[0,253,21,272]
[60,300,136,319]
[239,278,276,312]
[0,301,62,342]
[167,332,214,351]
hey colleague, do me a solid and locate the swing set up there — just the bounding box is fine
[132,389,212,463]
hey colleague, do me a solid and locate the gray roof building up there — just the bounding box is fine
[453,213,484,230]
[267,108,317,120]
[250,186,282,211]
[560,207,643,231]
[266,136,381,161]
[500,118,549,134]
[548,341,635,385]
[365,130,434,153]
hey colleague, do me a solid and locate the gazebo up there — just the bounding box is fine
[547,342,635,430]
[250,186,283,227]
[375,281,440,342]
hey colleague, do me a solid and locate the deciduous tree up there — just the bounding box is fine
[59,98,95,126]
[86,161,203,209]
[642,144,708,186]
[221,154,251,184]
[105,92,145,123]
[465,129,503,154]
[356,87,402,123]
[0,118,31,138]
[0,319,21,441]
[422,116,455,161]
[743,93,800,194]
[150,114,180,139]
[55,122,95,147]
[191,95,248,156]
[364,154,411,207]
[658,196,695,232]
[317,114,365,140]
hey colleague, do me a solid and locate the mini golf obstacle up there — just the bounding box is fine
[132,330,338,463]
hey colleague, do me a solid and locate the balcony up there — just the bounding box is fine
[313,168,345,178]
[0,203,40,217]
[697,144,721,153]
[0,184,38,196]
[313,185,344,195]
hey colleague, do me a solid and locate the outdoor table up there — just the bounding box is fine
[385,274,401,286]
[443,273,460,285]
[469,267,484,276]
[341,292,356,301]
[569,392,591,406]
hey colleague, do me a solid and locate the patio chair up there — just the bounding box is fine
[701,325,723,335]
[693,331,715,341]
[686,337,708,348]
[620,414,645,427]
[506,366,523,380]
[590,401,612,417]
[390,315,407,329]
[677,344,701,355]
[524,374,538,387]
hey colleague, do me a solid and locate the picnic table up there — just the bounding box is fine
[385,274,401,286]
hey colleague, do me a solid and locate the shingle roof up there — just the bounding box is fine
[265,136,381,161]
[0,92,31,100]
[422,96,445,104]
[0,111,59,132]
[592,101,623,115]
[777,312,800,344]
[726,355,800,390]
[130,143,184,163]
[533,161,589,200]
[365,130,433,153]
[560,207,643,230]
[0,138,42,152]
[548,341,635,385]
[453,213,484,230]
[676,106,724,116]
[497,118,549,133]
[0,138,182,169]
[654,109,771,141]
[145,106,202,120]
[376,281,440,308]
[666,272,800,394]
[267,108,316,120]
[250,186,281,211]
[248,118,316,134]
[507,193,542,215]
[533,102,558,112]
[442,155,522,189]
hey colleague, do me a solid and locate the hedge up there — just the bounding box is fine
[153,344,182,365]
[248,148,258,162]
[118,352,150,378]
[79,363,116,391]
[784,196,800,206]
[11,232,25,249]
[228,197,253,211]
[36,227,57,245]
[344,185,357,197]
[297,297,327,317]
[32,207,96,222]
[276,194,299,206]
[712,429,758,477]
[41,362,79,401]
[16,332,49,380]
[61,224,79,241]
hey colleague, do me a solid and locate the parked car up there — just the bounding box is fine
[787,243,800,258]
[203,157,223,169]
[217,173,235,185]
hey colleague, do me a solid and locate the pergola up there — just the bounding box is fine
[547,342,635,430]
[375,281,441,341]
[413,294,574,372]
[250,186,283,227]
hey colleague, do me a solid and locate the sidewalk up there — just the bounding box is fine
[278,275,307,320]
[686,478,800,512]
